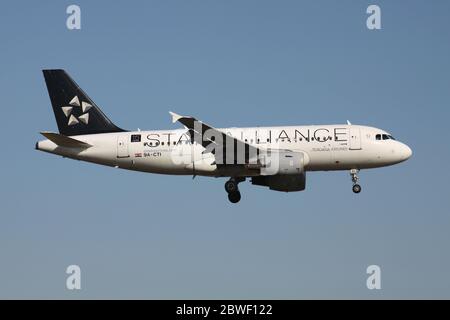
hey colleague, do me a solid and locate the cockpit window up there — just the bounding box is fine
[380,134,396,140]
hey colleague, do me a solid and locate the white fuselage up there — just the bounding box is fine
[37,124,412,177]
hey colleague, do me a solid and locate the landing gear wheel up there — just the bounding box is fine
[225,180,238,194]
[225,178,245,203]
[352,184,362,194]
[228,191,241,203]
[349,169,362,194]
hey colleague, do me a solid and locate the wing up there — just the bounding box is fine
[169,111,262,166]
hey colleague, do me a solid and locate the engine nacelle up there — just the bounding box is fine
[252,174,306,192]
[259,150,305,175]
[252,150,306,192]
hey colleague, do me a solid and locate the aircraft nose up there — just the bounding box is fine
[400,143,412,161]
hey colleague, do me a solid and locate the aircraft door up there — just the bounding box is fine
[117,135,130,158]
[349,127,362,150]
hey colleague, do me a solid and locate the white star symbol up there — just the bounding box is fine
[61,96,92,126]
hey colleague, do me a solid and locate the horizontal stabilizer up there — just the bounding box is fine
[40,131,92,148]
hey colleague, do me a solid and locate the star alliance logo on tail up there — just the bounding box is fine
[61,96,92,126]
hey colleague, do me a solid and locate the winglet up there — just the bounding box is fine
[347,120,352,125]
[169,111,183,123]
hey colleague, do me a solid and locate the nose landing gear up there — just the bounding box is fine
[225,177,245,203]
[350,169,362,194]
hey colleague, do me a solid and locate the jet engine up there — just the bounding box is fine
[252,150,306,192]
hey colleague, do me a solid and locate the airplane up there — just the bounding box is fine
[36,70,412,203]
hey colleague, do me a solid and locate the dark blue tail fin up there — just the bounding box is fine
[43,69,125,136]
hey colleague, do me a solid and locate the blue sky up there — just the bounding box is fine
[0,0,449,298]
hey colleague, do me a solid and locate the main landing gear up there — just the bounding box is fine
[350,169,362,194]
[225,177,245,203]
